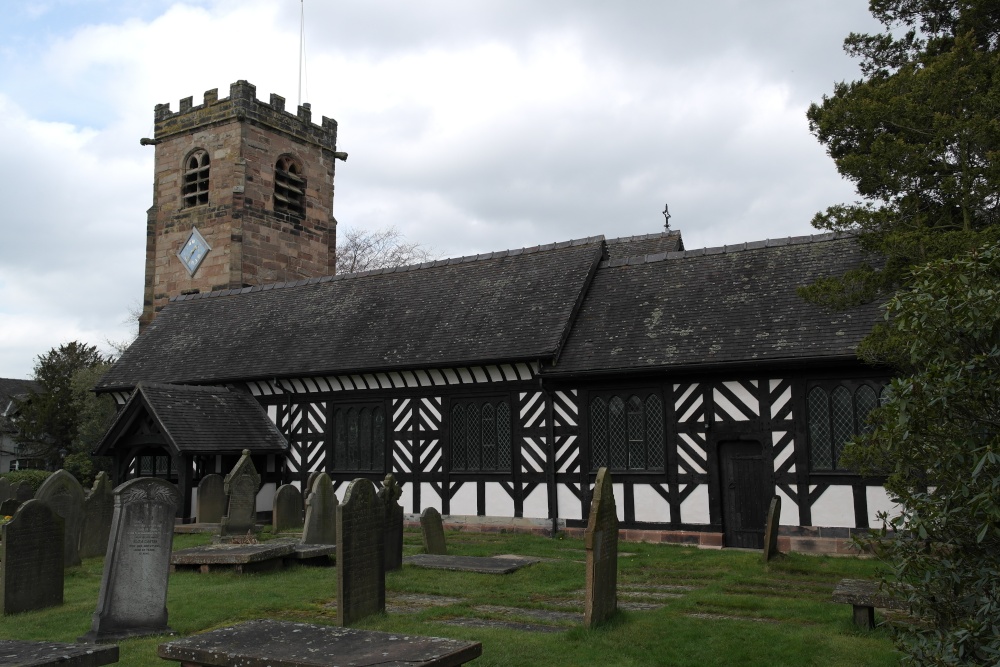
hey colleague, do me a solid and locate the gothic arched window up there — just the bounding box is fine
[274,155,305,217]
[182,149,210,208]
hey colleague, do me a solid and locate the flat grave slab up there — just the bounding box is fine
[171,542,295,573]
[0,639,118,666]
[474,605,581,625]
[157,619,482,666]
[442,618,564,634]
[403,554,539,574]
[388,593,464,614]
[284,543,336,566]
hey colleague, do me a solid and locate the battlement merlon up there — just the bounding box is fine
[152,80,338,151]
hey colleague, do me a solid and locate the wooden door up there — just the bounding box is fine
[719,441,769,549]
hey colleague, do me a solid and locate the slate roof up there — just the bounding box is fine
[605,231,683,259]
[549,233,884,375]
[97,238,605,391]
[94,383,287,456]
[0,378,40,434]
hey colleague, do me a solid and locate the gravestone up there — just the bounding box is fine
[584,467,618,628]
[0,478,10,502]
[220,450,260,538]
[81,477,181,642]
[378,474,404,571]
[306,471,322,496]
[763,495,782,562]
[336,478,385,626]
[80,472,115,559]
[420,507,447,555]
[0,499,64,615]
[36,469,85,567]
[272,484,304,533]
[197,474,225,523]
[301,473,337,545]
[0,498,20,516]
[15,480,34,502]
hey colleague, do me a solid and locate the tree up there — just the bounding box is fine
[844,243,1000,665]
[802,0,1000,307]
[336,226,437,274]
[12,342,111,472]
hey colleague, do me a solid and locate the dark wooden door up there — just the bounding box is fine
[719,441,769,549]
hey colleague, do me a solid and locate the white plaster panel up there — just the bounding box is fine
[450,483,477,515]
[557,484,582,520]
[191,488,199,520]
[776,486,797,525]
[866,486,900,529]
[632,485,670,523]
[680,485,711,525]
[484,482,514,518]
[256,482,276,513]
[613,483,625,522]
[810,485,855,527]
[421,482,443,511]
[522,485,548,519]
[400,482,415,514]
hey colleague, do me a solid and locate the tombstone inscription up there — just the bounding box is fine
[301,473,337,545]
[197,474,225,524]
[220,450,260,538]
[80,472,115,559]
[36,469,85,567]
[584,467,618,628]
[336,478,385,626]
[272,484,304,533]
[0,500,64,615]
[420,507,447,555]
[81,477,181,642]
[378,474,404,572]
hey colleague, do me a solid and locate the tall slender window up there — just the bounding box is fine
[808,381,885,470]
[451,398,511,472]
[274,155,305,217]
[183,150,210,207]
[590,391,664,471]
[331,403,385,472]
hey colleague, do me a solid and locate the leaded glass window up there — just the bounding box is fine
[590,391,664,471]
[331,403,385,472]
[807,381,887,471]
[450,398,511,472]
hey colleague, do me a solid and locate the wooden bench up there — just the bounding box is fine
[832,578,908,629]
[158,619,482,666]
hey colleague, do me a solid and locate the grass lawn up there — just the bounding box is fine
[0,530,900,666]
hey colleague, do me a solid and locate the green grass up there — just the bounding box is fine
[0,530,900,666]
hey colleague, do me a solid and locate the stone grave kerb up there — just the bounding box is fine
[35,469,86,567]
[80,471,115,559]
[584,467,618,629]
[301,473,337,545]
[336,478,386,626]
[420,506,447,555]
[220,450,261,538]
[1,499,65,615]
[377,474,404,572]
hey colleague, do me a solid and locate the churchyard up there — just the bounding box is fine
[0,524,899,665]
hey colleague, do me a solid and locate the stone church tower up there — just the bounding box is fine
[139,80,345,331]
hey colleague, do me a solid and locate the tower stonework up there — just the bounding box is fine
[139,80,341,330]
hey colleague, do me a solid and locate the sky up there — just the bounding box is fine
[0,0,883,380]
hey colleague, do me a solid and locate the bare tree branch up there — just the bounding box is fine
[335,226,437,274]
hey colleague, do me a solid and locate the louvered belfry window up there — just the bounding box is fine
[807,381,884,471]
[590,391,665,471]
[274,156,306,217]
[451,398,512,472]
[182,150,210,207]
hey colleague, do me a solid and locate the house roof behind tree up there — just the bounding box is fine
[0,378,40,435]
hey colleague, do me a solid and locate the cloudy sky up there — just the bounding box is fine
[0,0,882,379]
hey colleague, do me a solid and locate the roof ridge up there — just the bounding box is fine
[171,234,607,304]
[599,231,854,268]
[604,230,681,244]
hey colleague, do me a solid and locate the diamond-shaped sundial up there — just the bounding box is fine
[177,227,211,276]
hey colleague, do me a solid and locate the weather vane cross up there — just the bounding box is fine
[662,203,671,230]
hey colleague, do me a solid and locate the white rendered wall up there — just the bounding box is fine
[681,486,711,524]
[484,482,514,517]
[450,482,477,515]
[810,485,855,527]
[522,485,548,519]
[557,484,582,520]
[866,486,899,529]
[256,482,276,513]
[632,484,670,523]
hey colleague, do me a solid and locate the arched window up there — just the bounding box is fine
[274,155,305,217]
[450,398,512,472]
[182,150,210,208]
[331,402,385,472]
[807,381,886,470]
[590,391,664,471]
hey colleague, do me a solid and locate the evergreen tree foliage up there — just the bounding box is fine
[802,0,1000,307]
[845,244,1000,664]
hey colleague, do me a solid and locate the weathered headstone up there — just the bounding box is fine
[0,499,20,517]
[763,495,782,562]
[378,474,404,571]
[336,478,385,626]
[420,507,447,555]
[197,474,225,524]
[80,472,115,559]
[0,478,10,502]
[36,469,85,567]
[584,467,618,628]
[15,480,34,502]
[81,477,181,642]
[220,450,260,538]
[306,471,322,497]
[0,499,64,615]
[301,473,337,545]
[272,484,304,533]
